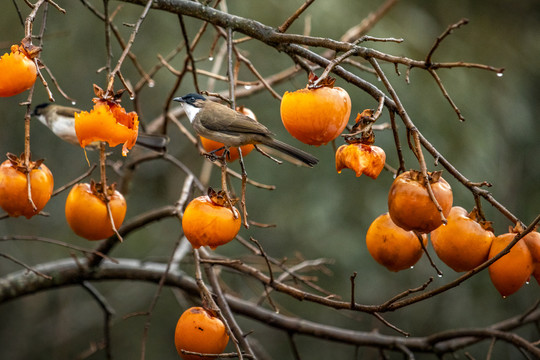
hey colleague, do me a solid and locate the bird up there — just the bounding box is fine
[33,103,169,152]
[173,93,318,167]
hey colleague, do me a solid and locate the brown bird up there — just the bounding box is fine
[173,93,318,167]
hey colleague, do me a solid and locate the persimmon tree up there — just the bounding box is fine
[0,1,539,359]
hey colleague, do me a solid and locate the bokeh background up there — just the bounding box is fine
[0,1,538,359]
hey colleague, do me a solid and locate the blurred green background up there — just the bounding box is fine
[0,1,539,359]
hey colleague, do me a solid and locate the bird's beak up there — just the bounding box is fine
[173,97,184,103]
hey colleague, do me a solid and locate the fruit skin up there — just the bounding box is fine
[200,106,255,162]
[335,143,386,179]
[174,307,229,360]
[366,213,428,272]
[522,231,540,263]
[488,233,533,297]
[182,194,241,250]
[521,230,540,285]
[0,159,53,219]
[65,183,126,240]
[0,45,37,97]
[280,84,351,146]
[388,170,453,233]
[431,206,494,272]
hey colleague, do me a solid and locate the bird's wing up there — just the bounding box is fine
[199,105,273,136]
[56,106,83,117]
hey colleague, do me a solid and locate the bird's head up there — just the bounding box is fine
[173,93,207,122]
[32,103,53,125]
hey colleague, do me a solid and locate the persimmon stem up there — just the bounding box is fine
[414,231,442,277]
[238,147,249,228]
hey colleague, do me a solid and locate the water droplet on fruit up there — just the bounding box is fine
[502,296,507,299]
[410,266,414,269]
[526,280,530,285]
[497,72,503,78]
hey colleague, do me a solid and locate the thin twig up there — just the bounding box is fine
[0,252,52,279]
[278,0,316,33]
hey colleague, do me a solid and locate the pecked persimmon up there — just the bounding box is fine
[182,188,241,249]
[65,182,126,240]
[74,85,139,156]
[200,106,255,161]
[488,232,533,297]
[0,40,38,97]
[431,207,495,272]
[335,143,386,179]
[174,307,229,360]
[280,73,351,146]
[0,154,53,219]
[366,213,428,272]
[388,170,453,233]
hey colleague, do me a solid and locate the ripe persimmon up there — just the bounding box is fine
[74,85,139,156]
[200,106,255,161]
[182,188,241,249]
[488,232,533,297]
[366,213,428,272]
[431,207,494,272]
[388,170,453,233]
[0,154,53,219]
[280,73,351,146]
[65,182,126,240]
[0,41,38,97]
[174,307,229,360]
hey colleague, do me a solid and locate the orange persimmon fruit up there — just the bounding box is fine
[280,73,351,146]
[200,106,255,161]
[388,170,453,234]
[520,227,540,285]
[366,213,428,272]
[431,207,495,272]
[335,143,386,179]
[74,85,139,156]
[488,231,533,297]
[65,181,126,240]
[182,188,241,249]
[0,41,38,97]
[0,154,53,219]
[174,307,229,360]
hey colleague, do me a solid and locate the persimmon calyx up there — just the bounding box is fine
[307,71,336,90]
[207,187,237,207]
[89,179,118,203]
[5,153,45,174]
[343,109,377,145]
[14,37,41,59]
[468,207,494,232]
[92,84,126,106]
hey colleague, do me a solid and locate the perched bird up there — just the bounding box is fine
[33,103,169,152]
[173,93,318,167]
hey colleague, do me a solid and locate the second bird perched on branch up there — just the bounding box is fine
[173,93,319,167]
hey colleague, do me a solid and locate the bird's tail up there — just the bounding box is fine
[259,138,318,167]
[136,133,169,152]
